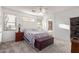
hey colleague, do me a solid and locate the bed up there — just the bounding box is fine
[24,29,54,50]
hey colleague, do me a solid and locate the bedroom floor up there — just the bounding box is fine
[0,38,71,53]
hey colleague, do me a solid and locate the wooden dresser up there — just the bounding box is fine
[71,38,79,53]
[15,32,24,42]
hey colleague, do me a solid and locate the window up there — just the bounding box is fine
[59,24,69,30]
[23,17,35,22]
[4,14,16,31]
[37,19,42,29]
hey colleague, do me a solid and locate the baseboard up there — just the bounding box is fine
[1,40,15,44]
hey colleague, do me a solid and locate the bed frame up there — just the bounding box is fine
[34,36,54,50]
[24,36,54,50]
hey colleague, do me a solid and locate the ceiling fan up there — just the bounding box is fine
[31,6,46,14]
[20,6,47,16]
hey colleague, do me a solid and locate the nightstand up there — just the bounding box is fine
[15,32,24,42]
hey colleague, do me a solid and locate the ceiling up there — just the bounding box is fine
[18,6,75,13]
[3,6,78,15]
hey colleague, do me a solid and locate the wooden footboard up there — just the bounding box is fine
[34,36,54,50]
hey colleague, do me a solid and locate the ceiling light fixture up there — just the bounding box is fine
[20,7,46,16]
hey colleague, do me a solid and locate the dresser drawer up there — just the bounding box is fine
[16,34,23,37]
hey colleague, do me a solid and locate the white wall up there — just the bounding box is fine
[42,15,48,31]
[2,31,15,42]
[0,6,2,43]
[22,21,38,30]
[0,7,2,25]
[54,7,79,41]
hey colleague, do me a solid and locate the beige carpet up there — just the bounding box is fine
[0,38,71,53]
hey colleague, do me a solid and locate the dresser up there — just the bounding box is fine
[71,38,79,53]
[15,32,24,42]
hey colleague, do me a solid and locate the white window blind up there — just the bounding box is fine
[59,24,69,30]
[23,17,35,22]
[4,14,16,31]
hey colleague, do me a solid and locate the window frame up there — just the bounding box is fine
[3,13,17,31]
[23,16,35,22]
[59,24,70,30]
